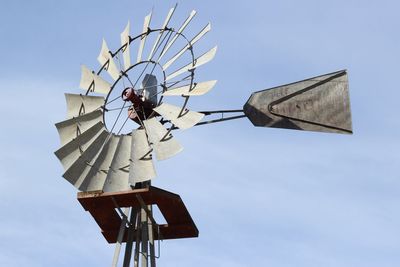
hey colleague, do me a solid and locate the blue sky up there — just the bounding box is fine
[0,0,399,266]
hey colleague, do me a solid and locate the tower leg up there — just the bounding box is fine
[123,208,138,267]
[140,209,149,267]
[112,208,129,267]
[148,205,156,267]
[133,210,141,267]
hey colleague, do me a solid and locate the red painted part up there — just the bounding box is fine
[77,186,199,244]
[122,87,156,123]
[122,87,144,110]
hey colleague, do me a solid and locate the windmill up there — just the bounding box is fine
[54,5,352,267]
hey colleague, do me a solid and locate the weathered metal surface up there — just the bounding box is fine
[143,118,183,161]
[129,129,157,184]
[162,22,211,71]
[153,103,204,129]
[137,12,152,63]
[103,135,132,192]
[55,110,103,146]
[120,21,131,71]
[97,39,120,81]
[163,80,217,96]
[64,93,104,119]
[158,10,197,62]
[142,74,158,106]
[79,135,120,192]
[166,46,217,81]
[80,65,112,95]
[55,122,105,170]
[148,6,176,61]
[77,186,199,243]
[243,70,352,134]
[62,130,108,188]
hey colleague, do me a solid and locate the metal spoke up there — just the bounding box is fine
[106,105,132,112]
[109,101,128,134]
[117,113,132,135]
[146,74,192,100]
[106,94,124,106]
[105,30,175,109]
[132,30,174,89]
[116,53,127,88]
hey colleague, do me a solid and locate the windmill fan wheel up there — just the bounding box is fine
[54,7,217,193]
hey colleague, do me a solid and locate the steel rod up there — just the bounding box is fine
[135,195,160,229]
[199,109,244,115]
[167,110,246,130]
[134,211,141,267]
[140,209,149,267]
[195,115,246,126]
[123,208,138,267]
[111,208,129,267]
[148,206,156,267]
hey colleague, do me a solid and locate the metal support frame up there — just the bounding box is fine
[108,181,161,267]
[197,109,246,126]
[78,186,198,266]
[167,109,246,130]
[111,205,157,267]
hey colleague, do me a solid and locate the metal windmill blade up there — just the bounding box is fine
[148,5,177,61]
[129,129,156,184]
[120,21,131,71]
[166,46,218,81]
[137,11,152,63]
[162,22,211,71]
[98,40,120,81]
[80,65,111,95]
[143,117,183,161]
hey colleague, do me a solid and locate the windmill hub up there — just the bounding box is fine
[122,86,156,123]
